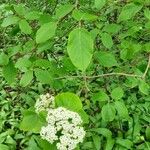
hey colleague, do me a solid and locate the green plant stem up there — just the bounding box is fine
[54,72,142,80]
[83,73,90,92]
[142,54,150,79]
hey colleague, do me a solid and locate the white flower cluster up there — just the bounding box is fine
[40,107,86,150]
[35,93,55,113]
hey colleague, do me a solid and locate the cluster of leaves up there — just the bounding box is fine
[0,0,150,149]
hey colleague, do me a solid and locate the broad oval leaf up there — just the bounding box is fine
[0,144,9,150]
[111,87,124,100]
[2,62,17,84]
[138,80,149,95]
[20,70,33,87]
[101,32,113,49]
[67,28,94,71]
[34,68,52,84]
[0,53,9,66]
[95,51,118,67]
[13,4,26,16]
[20,110,46,133]
[101,103,116,122]
[92,90,109,103]
[36,138,57,150]
[103,24,122,35]
[90,128,112,139]
[94,0,106,10]
[114,101,129,119]
[25,11,40,20]
[55,4,74,20]
[15,57,32,71]
[118,3,142,22]
[36,22,57,44]
[55,92,83,112]
[1,16,19,27]
[77,109,89,124]
[34,59,52,69]
[19,19,32,34]
[72,10,98,21]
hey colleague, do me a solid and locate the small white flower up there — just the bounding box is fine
[56,143,67,150]
[34,93,55,113]
[40,107,86,150]
[40,125,58,144]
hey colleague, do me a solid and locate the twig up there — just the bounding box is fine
[54,72,142,80]
[142,54,150,79]
[75,0,79,9]
[83,73,90,92]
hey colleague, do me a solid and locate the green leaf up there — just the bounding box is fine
[116,138,133,149]
[146,127,150,140]
[13,4,26,16]
[101,103,116,122]
[7,45,22,57]
[114,101,129,119]
[72,10,98,21]
[25,11,40,20]
[0,144,9,150]
[144,9,150,20]
[55,92,83,112]
[20,70,33,87]
[103,24,122,34]
[15,57,32,71]
[92,90,109,103]
[125,77,138,88]
[35,137,57,150]
[37,41,53,53]
[101,32,113,49]
[95,51,118,67]
[94,0,106,10]
[138,80,149,95]
[62,57,76,72]
[1,16,19,27]
[67,28,94,71]
[118,3,142,22]
[92,135,101,150]
[19,19,32,34]
[20,110,46,133]
[111,87,124,100]
[75,146,80,150]
[90,128,112,139]
[36,22,57,44]
[55,4,74,20]
[105,138,115,150]
[2,62,17,84]
[34,59,52,69]
[34,69,52,84]
[0,53,9,66]
[27,137,41,150]
[77,109,89,124]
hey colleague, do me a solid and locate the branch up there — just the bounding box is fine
[54,72,142,80]
[142,54,150,79]
[54,55,150,80]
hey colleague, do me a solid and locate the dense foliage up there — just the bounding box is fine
[0,0,150,149]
